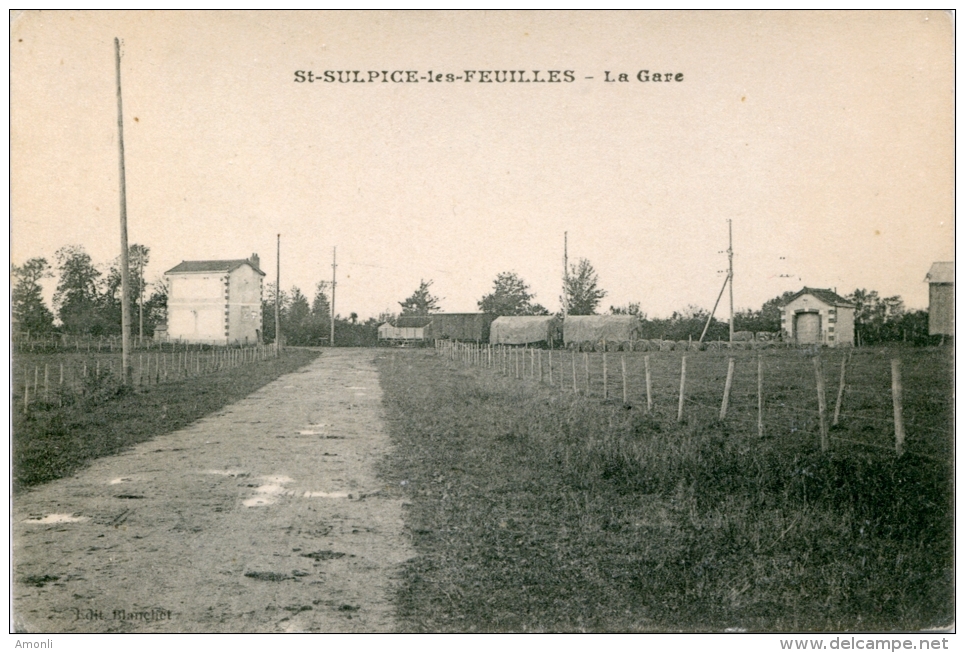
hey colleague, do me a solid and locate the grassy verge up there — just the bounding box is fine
[377,350,952,632]
[13,348,321,492]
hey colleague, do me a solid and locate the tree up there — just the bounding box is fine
[12,257,54,336]
[102,244,151,337]
[562,258,606,315]
[54,245,106,334]
[285,286,314,345]
[129,244,150,338]
[399,279,441,316]
[142,276,168,336]
[847,289,906,345]
[262,283,289,343]
[376,310,397,325]
[895,309,931,345]
[293,280,332,345]
[478,271,548,316]
[610,302,644,318]
[311,281,331,322]
[733,290,796,334]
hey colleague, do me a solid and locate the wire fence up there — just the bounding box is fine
[435,340,952,462]
[12,333,266,354]
[14,342,281,411]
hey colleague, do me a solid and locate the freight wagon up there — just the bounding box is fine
[379,318,431,347]
[490,315,560,347]
[424,313,496,343]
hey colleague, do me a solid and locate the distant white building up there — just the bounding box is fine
[780,287,855,347]
[164,254,265,344]
[925,262,953,336]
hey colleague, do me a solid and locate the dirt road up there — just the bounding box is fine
[12,349,413,633]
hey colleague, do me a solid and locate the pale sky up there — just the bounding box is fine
[11,11,953,320]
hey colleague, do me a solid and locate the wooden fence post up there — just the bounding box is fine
[677,356,687,422]
[892,358,905,457]
[538,349,543,382]
[814,357,829,452]
[757,354,764,438]
[832,351,850,426]
[572,352,577,393]
[560,351,565,392]
[644,355,653,414]
[719,357,735,420]
[621,355,628,404]
[603,351,608,400]
[584,352,590,396]
[548,350,553,386]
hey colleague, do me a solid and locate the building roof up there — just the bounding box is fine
[925,261,954,284]
[782,287,854,308]
[164,259,265,276]
[395,316,434,328]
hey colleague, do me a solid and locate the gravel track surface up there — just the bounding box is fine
[13,349,412,633]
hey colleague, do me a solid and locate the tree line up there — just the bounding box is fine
[388,258,936,346]
[12,248,937,346]
[13,245,166,339]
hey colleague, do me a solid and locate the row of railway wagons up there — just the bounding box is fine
[378,313,644,348]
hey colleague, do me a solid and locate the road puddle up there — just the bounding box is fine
[203,469,248,477]
[24,514,88,524]
[303,491,350,499]
[243,475,295,507]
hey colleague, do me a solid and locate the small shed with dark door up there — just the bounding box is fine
[780,287,855,347]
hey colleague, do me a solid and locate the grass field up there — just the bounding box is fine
[12,347,320,492]
[13,343,277,406]
[377,346,953,632]
[450,344,952,461]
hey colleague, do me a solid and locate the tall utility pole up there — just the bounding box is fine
[275,234,281,348]
[727,219,734,343]
[137,253,144,344]
[698,220,735,344]
[562,231,569,318]
[330,247,337,347]
[114,37,132,384]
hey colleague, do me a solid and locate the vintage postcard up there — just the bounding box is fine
[10,11,954,639]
